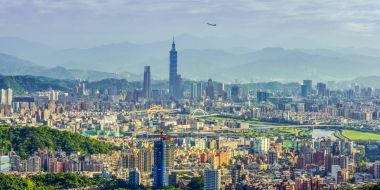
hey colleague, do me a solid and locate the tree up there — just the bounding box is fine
[186,176,204,190]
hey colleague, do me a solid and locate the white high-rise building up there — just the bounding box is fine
[204,168,221,190]
[6,88,12,105]
[0,88,13,106]
[331,165,341,183]
[0,89,6,105]
[251,137,270,155]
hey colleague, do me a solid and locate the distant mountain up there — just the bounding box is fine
[0,52,140,81]
[0,37,56,60]
[351,76,380,88]
[0,52,43,75]
[2,36,380,82]
[36,45,380,82]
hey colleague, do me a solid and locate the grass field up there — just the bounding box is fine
[342,130,380,141]
[209,116,289,126]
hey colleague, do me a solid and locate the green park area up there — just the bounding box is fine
[342,130,380,141]
[278,128,312,136]
[209,116,289,126]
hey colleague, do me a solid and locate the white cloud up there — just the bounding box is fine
[344,22,375,33]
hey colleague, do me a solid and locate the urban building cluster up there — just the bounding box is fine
[0,41,380,190]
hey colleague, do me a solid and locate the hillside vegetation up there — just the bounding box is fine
[0,126,116,159]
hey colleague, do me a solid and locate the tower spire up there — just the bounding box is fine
[171,37,175,50]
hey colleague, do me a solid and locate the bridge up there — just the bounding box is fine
[147,105,170,114]
[129,105,172,114]
[189,109,218,118]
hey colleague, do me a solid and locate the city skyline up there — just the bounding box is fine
[1,1,380,190]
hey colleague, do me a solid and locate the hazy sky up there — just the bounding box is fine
[1,0,380,48]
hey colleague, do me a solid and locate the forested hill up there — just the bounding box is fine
[0,126,116,159]
[0,75,141,95]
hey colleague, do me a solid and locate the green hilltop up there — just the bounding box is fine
[0,126,116,159]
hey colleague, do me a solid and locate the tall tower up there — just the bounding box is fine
[154,140,166,188]
[143,66,151,99]
[169,38,182,98]
[169,39,177,97]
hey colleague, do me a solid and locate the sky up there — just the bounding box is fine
[0,0,380,48]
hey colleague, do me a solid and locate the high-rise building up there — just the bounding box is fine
[0,89,6,105]
[165,142,174,170]
[303,80,312,91]
[302,80,312,97]
[257,91,271,102]
[143,66,151,99]
[215,82,225,99]
[122,149,138,170]
[191,82,197,99]
[251,137,270,155]
[191,82,203,99]
[374,161,380,179]
[230,85,240,102]
[197,82,203,99]
[27,155,41,172]
[301,85,308,97]
[206,79,215,99]
[168,172,178,187]
[154,140,166,188]
[10,154,21,172]
[129,168,141,187]
[169,39,182,98]
[231,165,243,187]
[317,82,327,96]
[0,88,12,105]
[204,168,221,190]
[7,88,13,105]
[138,146,153,173]
[0,155,10,172]
[268,148,278,165]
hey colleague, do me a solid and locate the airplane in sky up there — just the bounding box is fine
[207,22,216,26]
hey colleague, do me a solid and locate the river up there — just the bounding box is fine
[311,129,335,138]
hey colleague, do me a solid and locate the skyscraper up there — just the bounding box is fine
[122,149,138,170]
[301,85,308,97]
[317,82,327,96]
[302,80,312,97]
[191,82,203,99]
[215,82,225,99]
[0,89,6,105]
[303,80,312,90]
[204,168,221,190]
[138,146,153,173]
[191,82,198,99]
[197,82,203,99]
[206,79,214,99]
[154,140,166,188]
[169,39,182,98]
[143,66,151,99]
[230,85,240,102]
[257,91,270,102]
[0,88,13,106]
